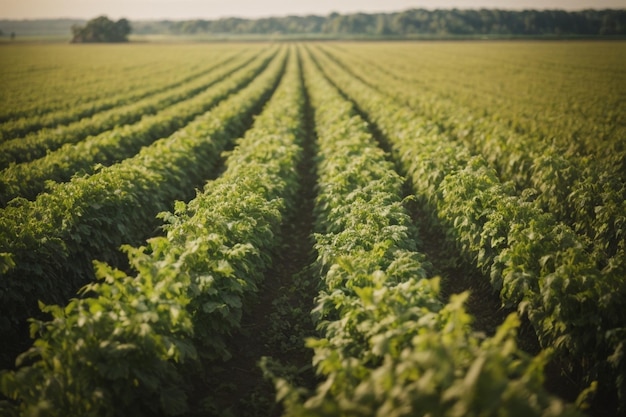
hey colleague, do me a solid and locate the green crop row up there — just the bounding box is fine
[319,45,626,279]
[0,48,286,363]
[308,45,626,412]
[177,48,303,362]
[0,60,167,132]
[0,47,304,417]
[271,46,580,417]
[0,47,258,169]
[0,47,278,206]
[324,42,626,162]
[0,44,252,136]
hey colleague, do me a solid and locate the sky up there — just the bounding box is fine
[1,0,624,20]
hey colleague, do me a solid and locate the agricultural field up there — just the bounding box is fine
[0,41,624,416]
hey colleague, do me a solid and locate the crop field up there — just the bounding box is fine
[0,41,625,416]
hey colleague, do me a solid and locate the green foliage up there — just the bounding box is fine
[71,16,131,43]
[159,9,626,37]
[0,44,255,141]
[0,47,304,416]
[0,47,277,203]
[318,42,626,276]
[268,47,580,417]
[1,252,195,417]
[0,47,287,362]
[1,41,623,415]
[307,44,626,412]
[0,47,254,168]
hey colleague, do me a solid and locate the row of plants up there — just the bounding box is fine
[0,48,287,365]
[308,45,625,413]
[316,43,626,317]
[0,47,278,206]
[0,44,250,139]
[0,47,258,169]
[462,126,626,274]
[180,48,304,363]
[0,48,304,417]
[326,42,625,163]
[318,45,626,274]
[270,47,580,417]
[0,64,166,137]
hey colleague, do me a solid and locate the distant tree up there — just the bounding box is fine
[71,15,131,43]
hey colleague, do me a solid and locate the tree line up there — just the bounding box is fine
[131,9,625,37]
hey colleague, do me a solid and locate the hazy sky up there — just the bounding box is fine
[1,0,624,20]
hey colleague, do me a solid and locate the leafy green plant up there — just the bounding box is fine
[0,47,287,363]
[0,46,254,169]
[0,47,305,416]
[307,44,625,412]
[318,43,626,295]
[0,47,278,204]
[269,48,580,417]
